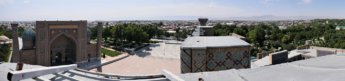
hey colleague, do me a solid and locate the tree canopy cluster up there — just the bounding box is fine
[0,25,25,38]
[91,23,164,48]
[0,25,15,62]
[213,19,345,56]
[174,27,192,40]
[0,44,10,62]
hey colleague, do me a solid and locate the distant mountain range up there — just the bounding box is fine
[224,15,321,21]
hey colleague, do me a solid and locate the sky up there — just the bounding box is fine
[0,0,345,21]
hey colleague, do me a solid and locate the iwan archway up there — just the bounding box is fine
[50,34,77,66]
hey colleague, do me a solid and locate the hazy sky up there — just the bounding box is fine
[0,0,345,21]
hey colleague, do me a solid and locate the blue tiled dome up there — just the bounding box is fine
[21,28,36,49]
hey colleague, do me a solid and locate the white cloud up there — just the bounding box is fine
[302,0,312,4]
[0,0,14,5]
[23,0,30,4]
[0,0,30,6]
[261,0,313,4]
[300,0,312,4]
[261,0,278,4]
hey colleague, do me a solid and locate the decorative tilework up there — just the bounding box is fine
[181,49,192,73]
[242,50,250,68]
[192,49,206,72]
[225,52,234,69]
[181,47,250,73]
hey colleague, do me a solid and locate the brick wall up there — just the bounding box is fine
[20,49,36,64]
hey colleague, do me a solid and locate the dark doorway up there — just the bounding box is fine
[50,35,77,66]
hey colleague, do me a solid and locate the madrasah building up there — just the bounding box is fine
[10,21,103,66]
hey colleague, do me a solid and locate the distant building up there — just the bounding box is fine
[192,18,214,36]
[180,36,251,73]
[230,33,246,40]
[0,35,11,44]
[253,50,289,67]
[167,30,176,34]
[278,26,287,30]
[253,46,338,67]
[336,26,345,30]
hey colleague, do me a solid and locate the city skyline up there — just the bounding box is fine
[1,0,345,21]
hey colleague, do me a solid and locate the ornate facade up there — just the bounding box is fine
[11,21,103,66]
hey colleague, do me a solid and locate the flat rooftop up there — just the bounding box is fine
[180,54,345,81]
[181,36,250,49]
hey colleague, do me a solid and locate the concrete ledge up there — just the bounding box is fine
[85,54,130,70]
[162,69,184,81]
[7,64,77,81]
[33,76,50,81]
[75,68,165,79]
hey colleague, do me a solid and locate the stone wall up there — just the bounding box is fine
[270,50,288,65]
[87,44,98,60]
[20,49,36,64]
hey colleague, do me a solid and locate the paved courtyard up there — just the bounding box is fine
[135,43,180,59]
[92,43,181,75]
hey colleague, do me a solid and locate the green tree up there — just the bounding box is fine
[90,27,98,40]
[0,44,10,62]
[102,27,112,42]
[281,35,290,44]
[248,27,265,46]
[175,27,181,40]
[0,26,5,35]
[213,23,235,36]
[233,27,246,36]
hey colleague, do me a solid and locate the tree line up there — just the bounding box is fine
[90,23,164,48]
[213,19,345,56]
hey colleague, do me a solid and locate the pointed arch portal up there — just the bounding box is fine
[50,34,77,66]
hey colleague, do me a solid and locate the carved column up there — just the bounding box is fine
[11,23,20,62]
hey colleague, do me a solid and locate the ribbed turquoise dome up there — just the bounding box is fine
[22,28,36,49]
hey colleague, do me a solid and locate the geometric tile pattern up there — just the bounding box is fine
[191,49,206,72]
[181,47,250,73]
[181,49,192,73]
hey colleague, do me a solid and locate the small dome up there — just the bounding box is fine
[0,35,9,42]
[22,28,36,49]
